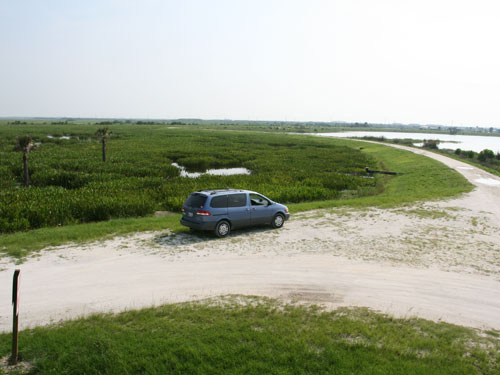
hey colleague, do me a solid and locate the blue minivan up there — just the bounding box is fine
[180,189,290,237]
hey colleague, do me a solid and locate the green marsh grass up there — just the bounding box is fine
[0,298,498,375]
[0,123,377,233]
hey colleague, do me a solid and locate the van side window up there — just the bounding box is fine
[228,193,247,207]
[210,195,228,208]
[250,193,270,206]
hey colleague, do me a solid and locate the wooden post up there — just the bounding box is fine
[9,269,20,366]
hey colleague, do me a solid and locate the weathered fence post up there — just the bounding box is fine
[9,269,21,366]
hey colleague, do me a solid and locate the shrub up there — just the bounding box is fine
[422,140,438,149]
[478,149,495,162]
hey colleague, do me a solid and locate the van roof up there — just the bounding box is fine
[197,188,251,196]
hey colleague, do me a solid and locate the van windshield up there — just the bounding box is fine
[185,193,207,208]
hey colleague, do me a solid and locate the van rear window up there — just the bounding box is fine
[185,193,207,208]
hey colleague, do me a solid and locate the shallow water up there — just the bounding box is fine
[171,163,202,178]
[172,163,251,178]
[310,131,500,153]
[47,135,71,140]
[206,168,251,176]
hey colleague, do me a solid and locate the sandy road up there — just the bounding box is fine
[1,144,500,331]
[390,143,500,226]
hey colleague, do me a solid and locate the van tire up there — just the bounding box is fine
[215,220,231,238]
[271,213,285,229]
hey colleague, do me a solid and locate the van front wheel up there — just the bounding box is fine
[215,220,231,238]
[271,213,285,229]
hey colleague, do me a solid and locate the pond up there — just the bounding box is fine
[309,131,500,153]
[47,135,71,140]
[172,163,251,178]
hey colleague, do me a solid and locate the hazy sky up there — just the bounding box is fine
[1,0,499,126]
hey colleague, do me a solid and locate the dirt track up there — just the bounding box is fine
[1,144,500,331]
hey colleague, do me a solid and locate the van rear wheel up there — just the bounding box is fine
[215,220,231,238]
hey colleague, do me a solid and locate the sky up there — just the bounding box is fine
[1,0,499,127]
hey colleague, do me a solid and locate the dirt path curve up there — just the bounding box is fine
[1,144,500,331]
[389,143,500,226]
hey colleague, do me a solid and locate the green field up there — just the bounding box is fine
[0,123,378,233]
[1,298,498,375]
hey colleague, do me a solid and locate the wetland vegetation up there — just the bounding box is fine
[0,122,378,233]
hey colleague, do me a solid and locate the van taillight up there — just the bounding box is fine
[196,210,211,216]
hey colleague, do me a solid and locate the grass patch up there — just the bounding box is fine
[394,208,454,220]
[0,298,498,375]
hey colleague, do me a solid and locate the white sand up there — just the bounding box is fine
[1,144,500,331]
